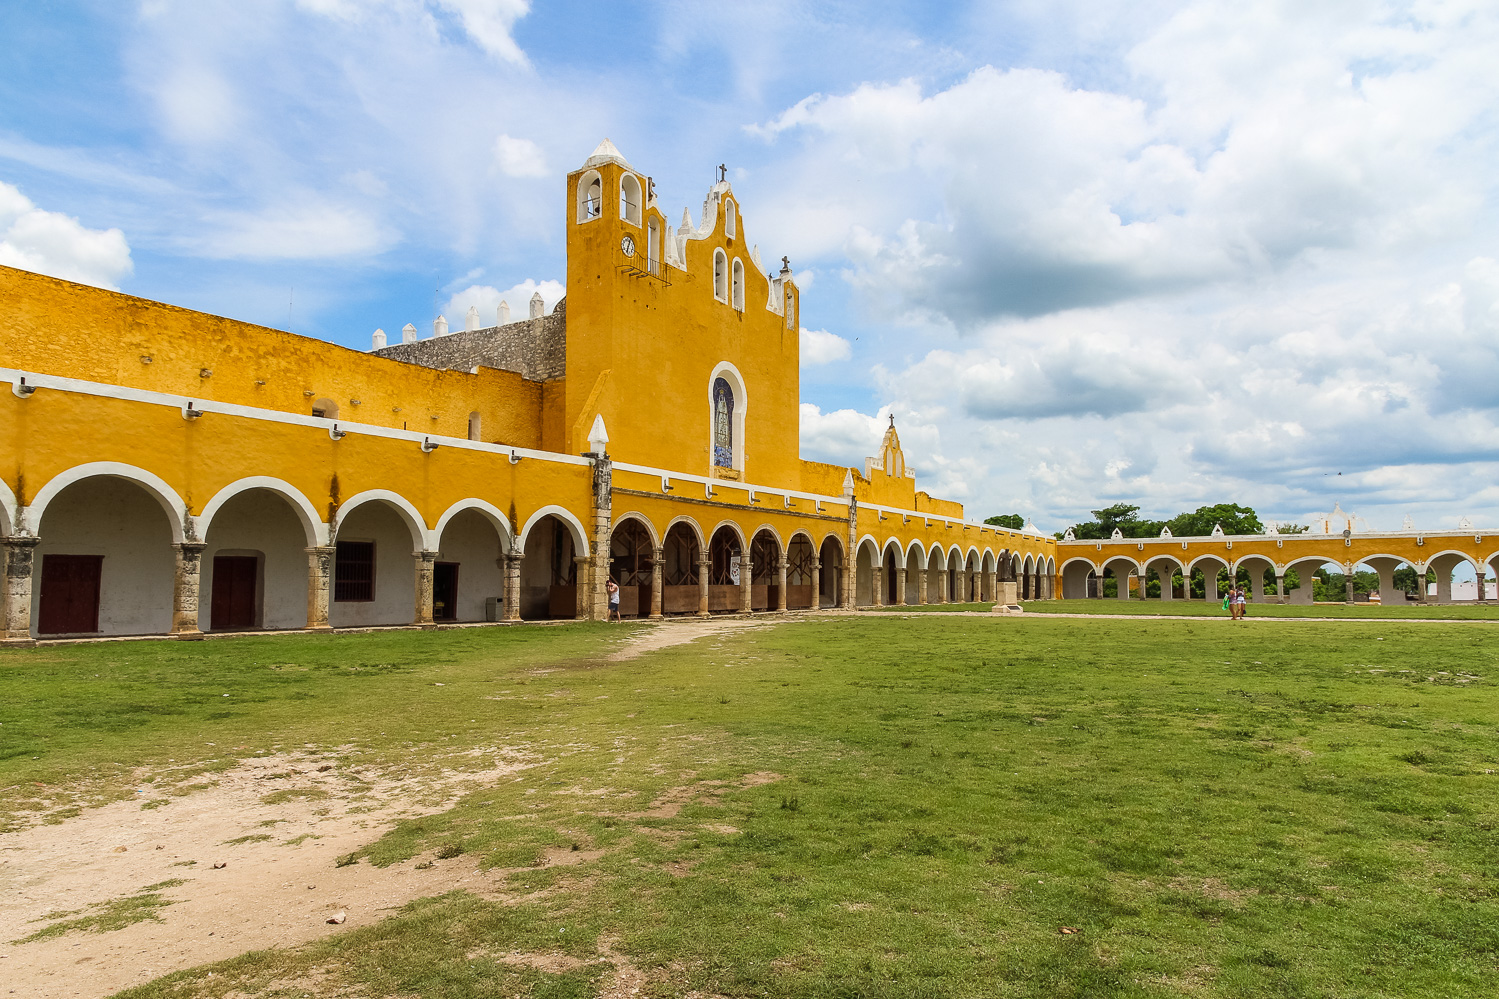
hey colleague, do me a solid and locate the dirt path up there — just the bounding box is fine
[607,617,772,661]
[0,749,530,998]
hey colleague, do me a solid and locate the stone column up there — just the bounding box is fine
[1157,567,1172,601]
[574,555,591,620]
[917,565,928,605]
[305,546,335,629]
[503,552,523,621]
[589,454,613,622]
[739,556,754,614]
[1475,562,1487,604]
[1344,563,1356,605]
[777,556,789,612]
[1275,572,1287,605]
[1204,570,1218,605]
[650,547,664,619]
[2,536,40,642]
[841,564,854,610]
[811,558,822,611]
[171,542,207,637]
[895,565,907,606]
[697,554,711,618]
[1415,564,1428,603]
[414,550,437,625]
[1118,573,1133,602]
[872,566,884,607]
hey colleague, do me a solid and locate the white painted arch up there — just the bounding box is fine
[518,505,592,558]
[610,510,661,549]
[750,523,786,552]
[1059,556,1100,575]
[200,476,325,547]
[28,462,188,543]
[0,476,15,535]
[905,541,928,570]
[708,518,749,550]
[334,489,429,550]
[856,533,881,565]
[436,497,518,552]
[881,536,906,568]
[708,361,748,474]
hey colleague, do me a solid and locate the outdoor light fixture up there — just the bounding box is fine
[329,424,347,440]
[182,401,204,420]
[12,377,35,398]
[510,449,524,465]
[421,437,439,452]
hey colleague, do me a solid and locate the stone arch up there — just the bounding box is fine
[431,500,511,623]
[1099,555,1143,601]
[709,518,749,550]
[906,540,928,571]
[610,511,661,550]
[1188,554,1232,603]
[29,462,187,544]
[749,526,782,611]
[518,505,591,558]
[713,248,728,302]
[0,475,16,536]
[855,535,881,607]
[731,258,745,311]
[334,489,428,550]
[609,516,656,618]
[818,533,844,608]
[665,515,707,549]
[882,537,907,569]
[1143,554,1187,601]
[785,530,818,610]
[201,476,324,548]
[31,470,184,636]
[706,521,746,612]
[1424,549,1477,604]
[435,498,516,553]
[1060,556,1098,599]
[1356,553,1421,606]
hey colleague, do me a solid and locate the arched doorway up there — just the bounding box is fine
[662,521,701,615]
[818,536,843,608]
[750,529,781,611]
[883,542,903,605]
[433,507,508,623]
[906,542,926,604]
[855,539,878,607]
[707,525,744,613]
[202,487,315,631]
[609,518,654,619]
[33,475,177,636]
[331,499,424,627]
[786,533,816,609]
[519,514,583,620]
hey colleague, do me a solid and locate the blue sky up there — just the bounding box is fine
[3,0,1498,533]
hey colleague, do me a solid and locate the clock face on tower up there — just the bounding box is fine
[620,235,636,257]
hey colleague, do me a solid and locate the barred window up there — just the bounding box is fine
[334,541,375,602]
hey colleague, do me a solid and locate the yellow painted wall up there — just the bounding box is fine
[0,266,545,449]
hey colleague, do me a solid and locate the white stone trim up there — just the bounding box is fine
[200,476,326,547]
[749,523,786,553]
[434,498,517,552]
[0,476,15,535]
[334,489,430,550]
[517,505,592,559]
[664,515,706,549]
[706,361,748,476]
[27,461,189,543]
[610,511,661,549]
[708,518,749,549]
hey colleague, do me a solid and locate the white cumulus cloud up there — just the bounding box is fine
[799,327,851,366]
[197,201,394,260]
[440,277,564,327]
[0,181,133,290]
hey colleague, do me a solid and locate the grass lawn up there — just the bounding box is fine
[4,616,1499,997]
[870,601,996,612]
[1026,598,1499,620]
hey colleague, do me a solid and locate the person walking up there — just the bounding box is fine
[606,577,621,622]
[1237,584,1249,619]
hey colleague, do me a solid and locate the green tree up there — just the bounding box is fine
[985,514,1024,530]
[1166,504,1263,537]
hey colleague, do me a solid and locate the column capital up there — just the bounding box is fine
[304,545,336,555]
[2,535,40,550]
[506,550,526,562]
[174,541,208,555]
[414,549,438,564]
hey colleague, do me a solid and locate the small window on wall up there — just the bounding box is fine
[312,397,338,419]
[620,174,642,226]
[784,288,796,329]
[647,219,660,274]
[334,540,374,602]
[731,258,745,311]
[713,249,728,302]
[467,411,482,441]
[724,199,736,239]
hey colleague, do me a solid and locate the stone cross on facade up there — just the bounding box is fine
[718,164,727,182]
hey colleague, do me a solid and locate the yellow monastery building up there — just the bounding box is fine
[4,139,1496,642]
[0,141,1057,641]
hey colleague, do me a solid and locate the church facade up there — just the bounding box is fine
[0,141,1055,641]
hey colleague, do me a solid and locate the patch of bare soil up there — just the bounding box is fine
[607,618,771,662]
[0,748,531,999]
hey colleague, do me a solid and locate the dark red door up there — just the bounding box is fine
[38,554,103,634]
[211,556,258,630]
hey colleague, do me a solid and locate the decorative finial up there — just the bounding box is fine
[718,163,727,183]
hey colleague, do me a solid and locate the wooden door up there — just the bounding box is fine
[38,554,103,635]
[211,556,258,630]
[433,562,459,621]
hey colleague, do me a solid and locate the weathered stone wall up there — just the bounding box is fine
[373,304,566,382]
